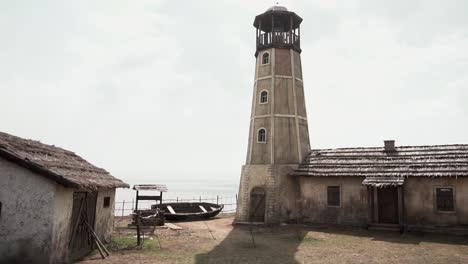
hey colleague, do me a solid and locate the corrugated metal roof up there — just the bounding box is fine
[292,144,468,178]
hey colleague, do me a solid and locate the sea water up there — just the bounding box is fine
[115,178,239,215]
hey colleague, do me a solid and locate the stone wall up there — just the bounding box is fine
[297,176,369,226]
[235,164,299,224]
[0,157,55,264]
[404,177,468,228]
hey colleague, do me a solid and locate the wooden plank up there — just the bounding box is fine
[137,195,162,201]
[373,187,379,223]
[398,186,404,227]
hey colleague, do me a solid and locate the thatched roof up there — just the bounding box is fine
[0,131,129,191]
[292,144,468,178]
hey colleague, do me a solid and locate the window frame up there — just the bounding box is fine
[257,128,267,143]
[434,186,456,214]
[327,185,341,208]
[261,52,270,65]
[259,90,269,104]
[103,196,111,208]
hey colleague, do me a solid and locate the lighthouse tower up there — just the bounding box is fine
[236,6,310,223]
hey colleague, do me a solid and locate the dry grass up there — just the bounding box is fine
[80,215,468,264]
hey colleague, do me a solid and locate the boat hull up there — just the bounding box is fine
[151,202,224,221]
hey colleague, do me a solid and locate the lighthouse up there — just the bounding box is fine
[236,5,310,223]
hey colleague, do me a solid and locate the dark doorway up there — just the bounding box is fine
[249,187,266,222]
[377,187,399,224]
[69,192,98,261]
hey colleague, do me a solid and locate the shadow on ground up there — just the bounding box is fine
[195,224,306,264]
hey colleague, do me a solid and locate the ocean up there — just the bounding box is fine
[114,178,239,216]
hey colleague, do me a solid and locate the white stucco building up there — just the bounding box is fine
[0,131,129,263]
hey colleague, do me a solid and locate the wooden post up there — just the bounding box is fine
[373,187,379,223]
[122,200,125,217]
[136,211,141,246]
[131,199,134,211]
[135,191,139,211]
[176,197,179,203]
[160,191,163,204]
[398,186,404,230]
[217,195,219,205]
[367,186,373,226]
[199,196,202,202]
[289,14,293,44]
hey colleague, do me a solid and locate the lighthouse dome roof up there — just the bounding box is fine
[266,5,288,12]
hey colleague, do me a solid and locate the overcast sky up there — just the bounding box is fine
[1,0,467,187]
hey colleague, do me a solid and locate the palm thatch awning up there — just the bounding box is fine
[292,144,468,179]
[0,131,129,191]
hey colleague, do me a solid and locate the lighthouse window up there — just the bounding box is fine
[259,91,268,104]
[262,52,270,65]
[257,128,267,143]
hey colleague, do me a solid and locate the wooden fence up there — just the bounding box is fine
[114,194,238,217]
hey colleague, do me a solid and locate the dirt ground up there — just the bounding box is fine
[80,214,468,264]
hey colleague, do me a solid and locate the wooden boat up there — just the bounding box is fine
[151,202,224,221]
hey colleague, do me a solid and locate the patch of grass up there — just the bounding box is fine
[110,235,157,251]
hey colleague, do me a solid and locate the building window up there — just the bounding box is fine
[436,187,454,212]
[262,52,270,65]
[103,197,111,208]
[327,186,340,207]
[257,128,267,143]
[259,91,268,104]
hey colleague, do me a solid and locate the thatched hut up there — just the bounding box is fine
[291,141,468,233]
[0,131,129,263]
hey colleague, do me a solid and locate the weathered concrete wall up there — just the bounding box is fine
[275,48,292,75]
[235,164,299,224]
[274,117,299,163]
[274,78,294,115]
[94,189,116,242]
[50,185,73,264]
[0,157,55,264]
[297,176,369,226]
[404,177,468,228]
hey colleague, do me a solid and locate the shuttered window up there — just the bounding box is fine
[327,186,340,207]
[436,188,454,212]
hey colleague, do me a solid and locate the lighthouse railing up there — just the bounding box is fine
[257,32,300,51]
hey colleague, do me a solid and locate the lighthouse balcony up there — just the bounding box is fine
[257,32,301,54]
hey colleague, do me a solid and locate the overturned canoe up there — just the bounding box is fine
[151,202,224,221]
